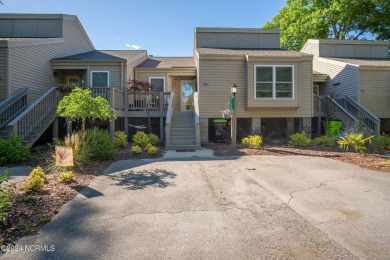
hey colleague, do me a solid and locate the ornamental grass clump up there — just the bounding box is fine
[85,128,116,160]
[288,131,312,147]
[241,135,263,148]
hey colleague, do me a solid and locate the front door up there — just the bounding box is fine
[181,80,195,111]
[66,76,80,87]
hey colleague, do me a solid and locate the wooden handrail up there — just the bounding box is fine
[8,87,58,142]
[193,92,201,146]
[165,92,174,146]
[0,87,28,129]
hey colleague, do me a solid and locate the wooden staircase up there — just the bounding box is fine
[165,111,200,150]
[0,87,61,147]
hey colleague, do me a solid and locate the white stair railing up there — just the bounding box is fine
[194,92,201,146]
[164,92,174,146]
[0,87,28,129]
[8,87,59,144]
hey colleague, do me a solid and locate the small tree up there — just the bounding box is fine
[57,87,115,132]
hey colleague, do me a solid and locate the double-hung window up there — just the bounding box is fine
[255,65,294,99]
[149,77,165,92]
[91,71,109,87]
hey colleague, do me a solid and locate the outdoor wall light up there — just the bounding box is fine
[231,83,237,95]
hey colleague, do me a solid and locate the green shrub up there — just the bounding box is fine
[0,169,13,222]
[85,128,115,160]
[132,131,149,148]
[29,166,45,179]
[288,131,312,147]
[313,135,335,146]
[241,135,263,148]
[147,133,160,145]
[114,131,128,148]
[22,167,45,192]
[146,145,158,155]
[371,133,390,151]
[131,145,142,155]
[337,132,374,154]
[59,171,75,182]
[0,134,29,166]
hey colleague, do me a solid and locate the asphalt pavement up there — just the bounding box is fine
[2,155,390,259]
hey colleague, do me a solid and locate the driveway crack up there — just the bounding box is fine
[272,173,355,214]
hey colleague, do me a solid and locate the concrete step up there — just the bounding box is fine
[170,131,196,137]
[165,144,201,151]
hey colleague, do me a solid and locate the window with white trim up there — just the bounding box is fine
[91,71,109,87]
[149,77,165,92]
[255,65,294,99]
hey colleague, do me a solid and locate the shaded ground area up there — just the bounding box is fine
[204,143,390,173]
[4,156,389,259]
[1,143,165,246]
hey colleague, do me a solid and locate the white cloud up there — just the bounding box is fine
[125,43,140,50]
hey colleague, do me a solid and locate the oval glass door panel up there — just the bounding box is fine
[181,81,194,111]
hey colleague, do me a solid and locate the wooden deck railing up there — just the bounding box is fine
[128,92,170,111]
[89,87,170,113]
[0,87,28,129]
[8,87,59,142]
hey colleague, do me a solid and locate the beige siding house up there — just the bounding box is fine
[195,28,314,142]
[0,14,95,103]
[301,39,390,132]
[0,14,149,146]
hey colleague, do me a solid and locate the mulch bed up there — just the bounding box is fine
[1,143,165,247]
[203,143,390,173]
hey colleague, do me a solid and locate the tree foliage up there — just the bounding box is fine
[263,0,390,51]
[56,87,115,131]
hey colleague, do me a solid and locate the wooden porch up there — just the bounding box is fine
[89,87,172,117]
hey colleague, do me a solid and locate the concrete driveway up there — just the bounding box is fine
[2,156,390,259]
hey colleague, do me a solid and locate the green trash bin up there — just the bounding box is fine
[323,120,343,136]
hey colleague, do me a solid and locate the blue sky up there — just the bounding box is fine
[1,0,286,56]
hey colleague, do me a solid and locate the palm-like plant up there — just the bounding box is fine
[337,133,374,154]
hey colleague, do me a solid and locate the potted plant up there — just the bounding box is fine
[220,102,231,119]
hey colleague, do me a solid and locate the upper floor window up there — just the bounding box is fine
[255,65,294,99]
[149,77,165,92]
[91,71,109,87]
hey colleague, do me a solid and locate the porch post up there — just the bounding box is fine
[109,119,115,142]
[252,118,261,134]
[53,118,59,139]
[159,92,164,112]
[66,120,72,135]
[124,88,129,139]
[160,117,164,141]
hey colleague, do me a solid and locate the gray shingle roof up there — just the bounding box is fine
[54,50,126,61]
[136,57,195,69]
[329,57,390,67]
[196,47,308,57]
[100,50,146,61]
